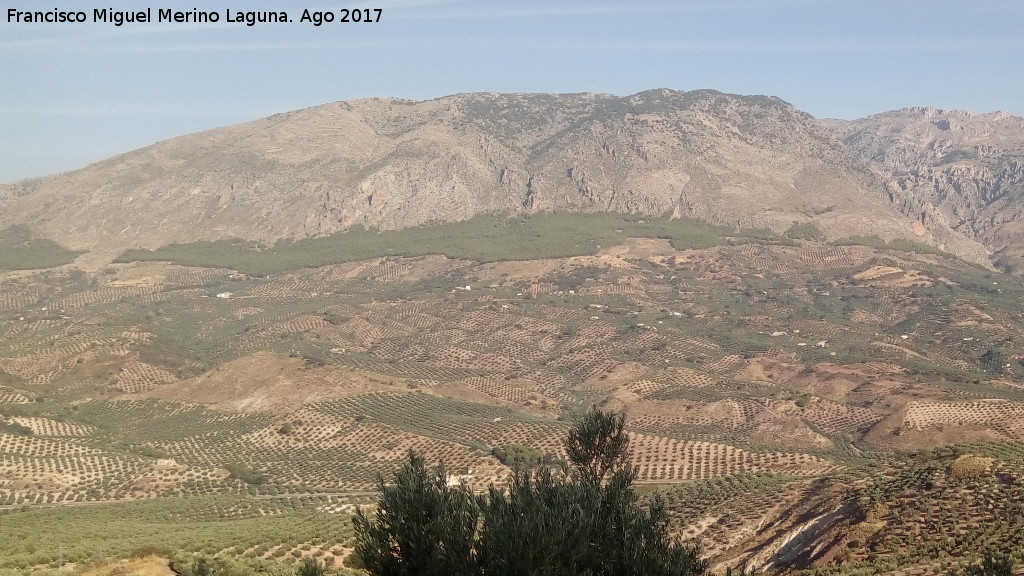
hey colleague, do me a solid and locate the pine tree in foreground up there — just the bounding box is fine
[352,453,480,576]
[353,408,708,576]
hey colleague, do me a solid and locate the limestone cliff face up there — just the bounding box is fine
[827,107,1024,271]
[0,91,990,264]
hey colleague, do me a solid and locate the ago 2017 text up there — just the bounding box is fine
[300,9,382,26]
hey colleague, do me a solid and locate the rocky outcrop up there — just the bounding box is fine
[828,107,1024,271]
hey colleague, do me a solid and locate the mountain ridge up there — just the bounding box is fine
[831,104,1024,272]
[1,89,1015,268]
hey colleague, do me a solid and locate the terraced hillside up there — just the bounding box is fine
[3,219,1024,573]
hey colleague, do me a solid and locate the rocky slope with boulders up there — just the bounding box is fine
[826,107,1024,272]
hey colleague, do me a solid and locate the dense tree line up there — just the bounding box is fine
[352,409,707,576]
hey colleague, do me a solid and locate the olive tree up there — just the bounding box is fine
[352,452,480,576]
[353,408,708,576]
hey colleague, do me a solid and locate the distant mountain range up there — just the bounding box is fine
[2,89,1023,270]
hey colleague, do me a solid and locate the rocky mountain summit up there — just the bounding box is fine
[827,107,1024,272]
[4,90,1023,267]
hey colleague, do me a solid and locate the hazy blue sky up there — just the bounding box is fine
[2,0,1023,183]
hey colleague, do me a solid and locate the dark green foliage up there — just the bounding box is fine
[224,463,267,485]
[0,420,34,436]
[477,466,704,576]
[952,551,1015,576]
[0,225,82,271]
[353,409,708,576]
[193,556,213,576]
[544,265,601,292]
[979,349,1005,375]
[886,237,949,256]
[734,228,780,242]
[833,235,889,250]
[114,213,736,275]
[937,149,978,165]
[343,551,367,571]
[724,565,758,576]
[490,444,543,471]
[833,234,948,256]
[785,221,826,241]
[135,445,171,459]
[565,408,630,483]
[297,557,327,576]
[353,452,480,576]
[170,555,216,576]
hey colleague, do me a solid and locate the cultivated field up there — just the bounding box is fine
[3,218,1024,573]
